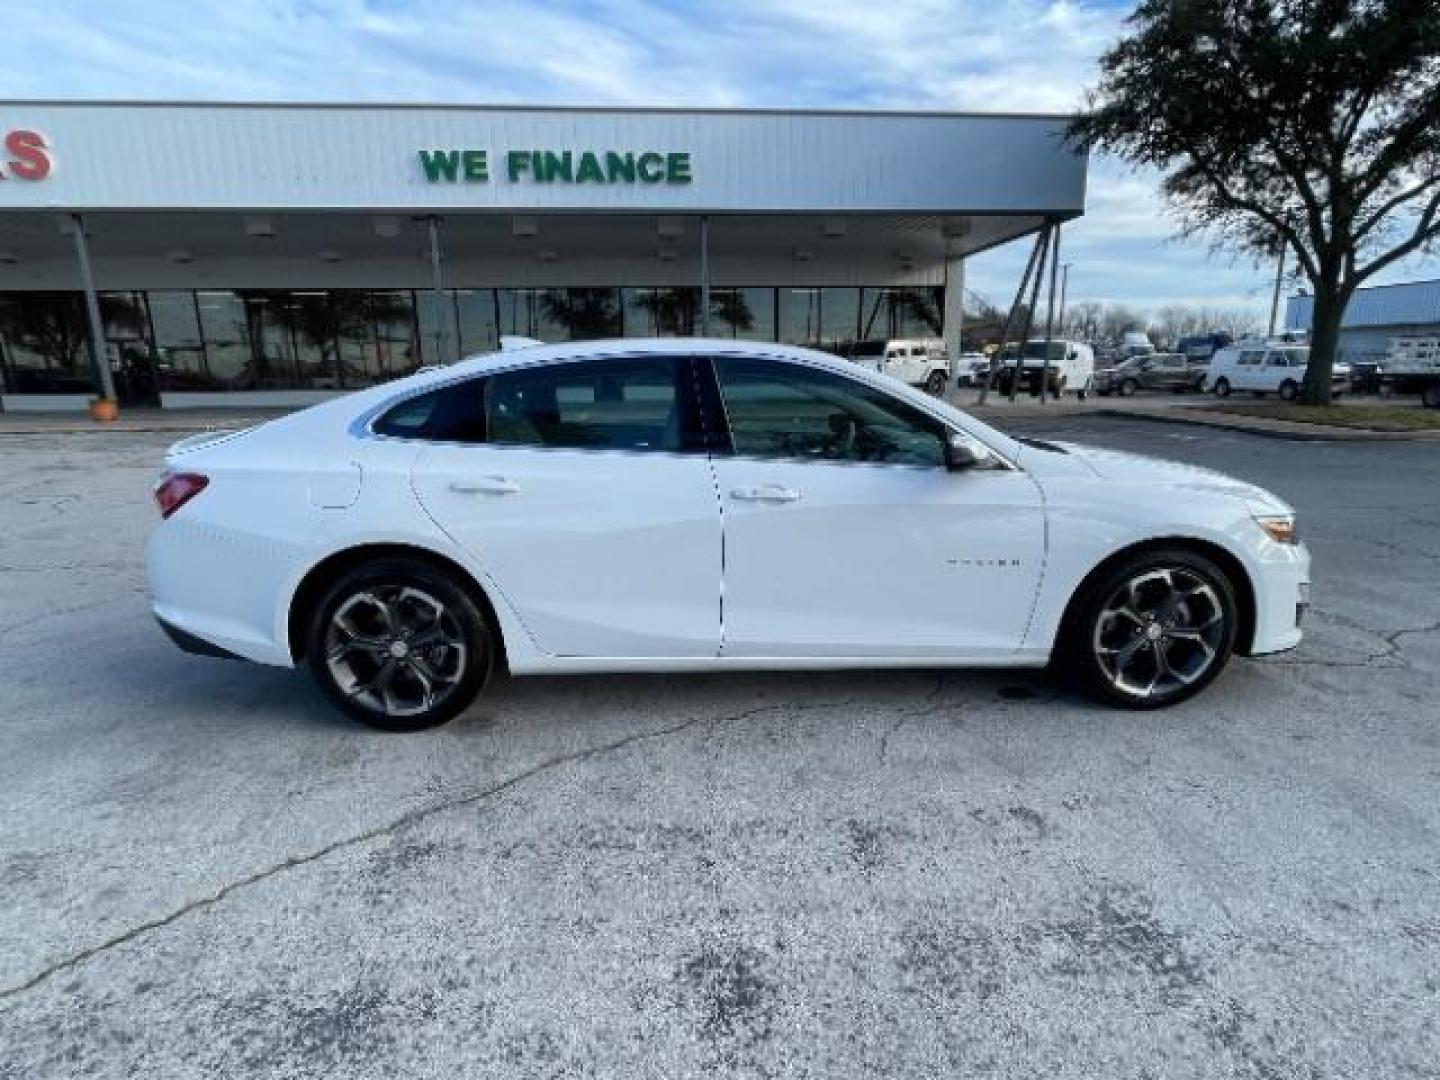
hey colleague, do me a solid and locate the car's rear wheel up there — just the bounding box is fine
[1213,377,1231,397]
[305,558,495,731]
[1119,378,1138,397]
[924,369,948,396]
[1056,548,1238,709]
[1279,379,1299,401]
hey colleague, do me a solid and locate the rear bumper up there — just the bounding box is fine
[154,613,247,662]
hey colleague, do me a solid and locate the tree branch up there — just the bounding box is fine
[1353,174,1440,244]
[1186,149,1321,282]
[1355,186,1440,282]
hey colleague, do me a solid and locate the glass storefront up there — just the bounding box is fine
[0,284,944,396]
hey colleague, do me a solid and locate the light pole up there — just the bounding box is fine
[1267,242,1286,339]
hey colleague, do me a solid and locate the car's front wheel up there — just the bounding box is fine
[1119,378,1138,397]
[1056,548,1238,709]
[305,558,495,731]
[924,369,948,396]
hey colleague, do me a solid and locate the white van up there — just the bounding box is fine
[994,339,1096,399]
[847,339,951,395]
[1206,341,1349,400]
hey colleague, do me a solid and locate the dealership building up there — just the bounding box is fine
[0,102,1088,410]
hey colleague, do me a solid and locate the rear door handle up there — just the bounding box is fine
[449,476,520,495]
[730,485,801,503]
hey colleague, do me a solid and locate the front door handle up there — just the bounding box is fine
[449,476,520,495]
[730,484,801,503]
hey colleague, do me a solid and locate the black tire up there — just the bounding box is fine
[1422,384,1440,409]
[1279,379,1299,401]
[1054,547,1239,710]
[1213,377,1231,398]
[305,557,495,731]
[924,369,948,397]
[1119,378,1138,397]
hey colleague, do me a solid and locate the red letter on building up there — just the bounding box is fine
[5,130,53,181]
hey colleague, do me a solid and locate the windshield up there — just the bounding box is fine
[1020,341,1066,361]
[846,341,886,357]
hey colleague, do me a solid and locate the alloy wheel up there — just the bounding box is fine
[324,585,468,718]
[1091,567,1226,700]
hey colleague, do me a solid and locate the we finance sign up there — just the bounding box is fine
[418,148,693,186]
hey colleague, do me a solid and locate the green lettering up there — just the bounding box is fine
[507,150,531,182]
[637,152,665,183]
[575,151,605,183]
[666,152,692,184]
[605,151,636,183]
[541,150,573,183]
[461,150,489,182]
[419,149,460,183]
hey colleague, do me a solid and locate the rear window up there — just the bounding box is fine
[373,379,488,442]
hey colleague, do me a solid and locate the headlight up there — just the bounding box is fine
[1254,515,1299,544]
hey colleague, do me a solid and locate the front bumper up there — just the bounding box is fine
[1245,541,1311,656]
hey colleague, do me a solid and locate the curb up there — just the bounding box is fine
[1095,408,1440,443]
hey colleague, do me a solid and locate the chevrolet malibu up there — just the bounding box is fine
[147,339,1309,731]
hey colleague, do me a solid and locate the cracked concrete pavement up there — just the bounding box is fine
[0,418,1437,1078]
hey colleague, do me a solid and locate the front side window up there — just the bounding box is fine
[487,356,696,453]
[713,356,947,467]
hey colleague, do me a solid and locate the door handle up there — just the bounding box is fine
[449,476,520,495]
[730,485,801,503]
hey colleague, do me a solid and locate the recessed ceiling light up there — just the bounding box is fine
[793,248,815,262]
[536,249,559,263]
[167,250,194,264]
[657,216,684,238]
[656,247,679,262]
[244,217,276,239]
[372,216,402,239]
[0,252,18,264]
[822,218,847,238]
[318,250,343,263]
[513,216,539,237]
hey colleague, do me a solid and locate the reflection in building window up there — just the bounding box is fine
[709,288,774,340]
[0,293,93,394]
[149,291,208,389]
[625,288,698,336]
[195,291,253,389]
[778,287,822,345]
[537,288,622,341]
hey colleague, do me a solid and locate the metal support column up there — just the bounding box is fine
[1009,221,1053,403]
[977,225,1047,407]
[70,213,116,402]
[1038,224,1061,405]
[942,254,965,379]
[427,215,452,363]
[699,215,711,337]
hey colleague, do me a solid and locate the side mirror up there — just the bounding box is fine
[944,431,991,471]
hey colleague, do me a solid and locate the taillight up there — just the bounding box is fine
[154,472,209,519]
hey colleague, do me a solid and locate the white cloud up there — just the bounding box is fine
[2,0,1435,315]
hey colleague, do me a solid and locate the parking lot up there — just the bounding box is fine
[1,416,1437,1079]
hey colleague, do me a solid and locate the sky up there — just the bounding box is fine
[4,0,1436,321]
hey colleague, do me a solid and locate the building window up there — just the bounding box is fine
[535,288,622,341]
[194,291,253,389]
[625,287,699,337]
[818,287,861,353]
[455,289,499,357]
[708,287,775,340]
[0,293,93,395]
[778,287,822,346]
[860,286,944,341]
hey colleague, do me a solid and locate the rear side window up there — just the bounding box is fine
[486,356,701,453]
[373,379,488,442]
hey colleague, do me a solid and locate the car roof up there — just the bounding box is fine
[447,336,864,378]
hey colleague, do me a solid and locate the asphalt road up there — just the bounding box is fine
[1,418,1437,1079]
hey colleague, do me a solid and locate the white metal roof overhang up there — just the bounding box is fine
[0,102,1087,281]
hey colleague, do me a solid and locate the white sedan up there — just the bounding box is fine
[147,339,1310,730]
